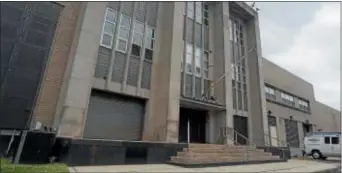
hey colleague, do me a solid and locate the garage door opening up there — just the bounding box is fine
[178,107,207,144]
[83,90,146,141]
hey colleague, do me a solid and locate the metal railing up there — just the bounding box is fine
[217,126,290,161]
[256,131,291,160]
[216,126,257,161]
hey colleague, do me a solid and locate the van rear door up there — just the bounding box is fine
[330,135,341,157]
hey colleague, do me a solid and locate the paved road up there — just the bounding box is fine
[313,157,341,173]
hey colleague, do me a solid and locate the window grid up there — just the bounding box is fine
[131,20,145,57]
[144,26,155,62]
[298,99,310,111]
[195,2,202,24]
[195,47,201,77]
[265,86,276,100]
[203,51,209,79]
[231,17,248,112]
[186,43,193,74]
[281,92,295,106]
[187,2,194,19]
[116,14,131,53]
[202,2,209,26]
[100,8,117,49]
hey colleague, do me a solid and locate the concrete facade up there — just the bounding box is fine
[28,2,267,145]
[262,57,341,151]
[18,2,339,148]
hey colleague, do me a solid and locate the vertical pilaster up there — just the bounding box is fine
[57,2,107,137]
[221,1,234,133]
[142,2,183,143]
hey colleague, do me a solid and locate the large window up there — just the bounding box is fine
[228,19,233,41]
[116,14,131,53]
[281,92,295,106]
[186,43,193,74]
[187,2,194,19]
[203,51,209,79]
[298,99,309,111]
[145,26,155,61]
[203,2,209,26]
[195,2,202,24]
[195,47,201,77]
[265,86,276,100]
[131,20,144,57]
[100,8,117,48]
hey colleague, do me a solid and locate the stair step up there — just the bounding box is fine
[188,144,256,150]
[183,147,265,153]
[170,155,280,164]
[177,151,272,157]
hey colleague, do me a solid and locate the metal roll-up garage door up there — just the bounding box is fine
[284,119,300,147]
[83,90,145,141]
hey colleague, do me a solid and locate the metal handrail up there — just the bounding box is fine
[261,131,291,160]
[233,129,256,147]
[264,131,291,148]
[217,127,257,161]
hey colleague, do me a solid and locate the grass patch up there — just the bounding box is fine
[1,158,69,173]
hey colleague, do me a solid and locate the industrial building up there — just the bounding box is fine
[0,1,340,162]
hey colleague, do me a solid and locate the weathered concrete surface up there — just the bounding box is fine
[70,159,340,173]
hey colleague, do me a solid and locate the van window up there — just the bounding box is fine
[331,137,339,144]
[324,137,330,144]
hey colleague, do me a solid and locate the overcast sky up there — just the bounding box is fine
[249,2,340,110]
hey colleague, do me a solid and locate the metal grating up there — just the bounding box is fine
[127,56,140,86]
[0,2,62,129]
[147,2,158,27]
[185,74,192,97]
[195,22,202,47]
[120,2,134,16]
[141,60,151,89]
[186,18,193,44]
[134,2,147,22]
[284,119,300,148]
[111,51,126,83]
[108,1,120,11]
[195,76,201,99]
[94,47,111,79]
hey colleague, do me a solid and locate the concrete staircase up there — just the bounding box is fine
[169,143,283,167]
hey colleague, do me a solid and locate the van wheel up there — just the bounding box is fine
[312,150,321,159]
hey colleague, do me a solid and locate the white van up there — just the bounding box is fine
[304,132,341,159]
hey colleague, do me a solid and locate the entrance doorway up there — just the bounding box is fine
[303,123,313,137]
[178,108,207,143]
[233,115,248,145]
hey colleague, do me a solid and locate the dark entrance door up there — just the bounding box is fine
[233,115,248,145]
[302,123,312,137]
[179,108,207,143]
[0,2,62,129]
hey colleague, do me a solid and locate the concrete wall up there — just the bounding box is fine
[57,2,107,137]
[262,58,315,101]
[262,57,341,152]
[312,101,341,132]
[143,2,183,142]
[262,57,316,145]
